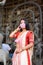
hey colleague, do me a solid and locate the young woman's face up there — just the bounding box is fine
[20,20,26,29]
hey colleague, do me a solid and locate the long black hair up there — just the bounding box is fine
[20,18,30,30]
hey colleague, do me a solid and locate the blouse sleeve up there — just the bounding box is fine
[29,31,34,43]
[26,31,34,44]
[13,32,20,38]
[10,32,20,38]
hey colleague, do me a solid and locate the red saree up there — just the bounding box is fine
[12,31,34,65]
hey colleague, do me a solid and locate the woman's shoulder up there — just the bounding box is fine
[26,30,34,37]
[27,30,33,34]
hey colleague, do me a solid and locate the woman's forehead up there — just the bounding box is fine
[21,20,25,23]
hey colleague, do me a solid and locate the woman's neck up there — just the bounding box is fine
[22,29,26,32]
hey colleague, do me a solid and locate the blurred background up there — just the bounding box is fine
[0,0,43,65]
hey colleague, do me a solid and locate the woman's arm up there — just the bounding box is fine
[9,27,20,38]
[22,42,34,51]
[15,42,34,54]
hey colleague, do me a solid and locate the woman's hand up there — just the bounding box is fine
[15,48,22,54]
[16,26,21,31]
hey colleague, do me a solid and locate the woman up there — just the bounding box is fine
[9,19,34,65]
